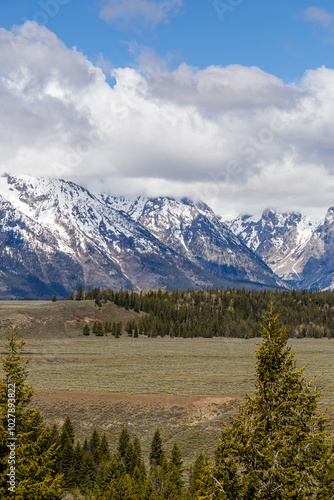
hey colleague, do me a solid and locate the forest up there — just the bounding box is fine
[73,286,334,339]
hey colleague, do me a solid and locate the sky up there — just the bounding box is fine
[1,1,334,218]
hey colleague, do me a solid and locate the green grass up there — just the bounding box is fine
[0,301,334,470]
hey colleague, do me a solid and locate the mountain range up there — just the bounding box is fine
[0,174,332,298]
[227,209,334,291]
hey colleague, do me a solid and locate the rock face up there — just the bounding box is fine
[226,208,334,290]
[0,175,283,298]
[102,196,284,287]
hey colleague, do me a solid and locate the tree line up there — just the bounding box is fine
[71,286,334,338]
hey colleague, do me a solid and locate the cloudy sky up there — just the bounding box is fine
[1,1,334,218]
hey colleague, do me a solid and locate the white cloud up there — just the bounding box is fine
[2,22,334,218]
[304,7,334,27]
[99,0,182,27]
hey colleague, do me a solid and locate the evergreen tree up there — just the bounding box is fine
[59,415,75,486]
[112,321,117,337]
[73,441,84,486]
[80,450,96,492]
[124,441,135,474]
[199,303,334,499]
[108,474,134,500]
[0,328,62,499]
[88,428,100,459]
[132,461,147,498]
[104,321,112,334]
[51,295,57,302]
[112,321,122,338]
[144,476,159,500]
[95,296,102,309]
[95,321,104,337]
[96,433,111,463]
[162,443,184,499]
[118,427,131,460]
[60,415,75,446]
[76,285,84,301]
[83,324,90,336]
[132,435,143,470]
[116,321,122,337]
[149,429,164,467]
[47,423,59,450]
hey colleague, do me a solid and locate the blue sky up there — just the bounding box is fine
[3,0,334,81]
[1,1,334,217]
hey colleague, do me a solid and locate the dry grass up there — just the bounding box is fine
[0,301,333,469]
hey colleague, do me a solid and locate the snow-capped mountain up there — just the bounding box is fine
[102,195,284,287]
[226,208,334,290]
[0,175,284,298]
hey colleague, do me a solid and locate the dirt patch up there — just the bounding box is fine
[192,396,234,407]
[33,390,231,407]
[31,390,238,468]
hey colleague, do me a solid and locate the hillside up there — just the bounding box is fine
[0,300,141,338]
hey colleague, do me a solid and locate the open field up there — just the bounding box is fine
[1,308,334,469]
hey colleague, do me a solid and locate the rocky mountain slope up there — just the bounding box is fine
[226,208,334,290]
[0,175,283,298]
[102,195,283,287]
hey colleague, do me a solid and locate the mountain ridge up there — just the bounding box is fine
[0,175,284,298]
[226,207,334,290]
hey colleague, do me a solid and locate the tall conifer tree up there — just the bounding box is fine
[0,328,62,499]
[198,303,334,499]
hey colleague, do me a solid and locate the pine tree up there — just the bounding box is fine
[73,441,84,486]
[76,285,84,301]
[112,321,117,337]
[132,462,147,498]
[149,429,164,467]
[118,427,131,460]
[199,303,334,499]
[95,321,104,337]
[95,296,102,309]
[189,452,207,497]
[60,415,75,446]
[116,321,122,337]
[144,476,159,500]
[0,328,62,499]
[132,435,143,471]
[124,441,135,474]
[89,428,100,460]
[80,450,96,492]
[58,417,75,487]
[96,433,111,463]
[83,324,90,336]
[163,443,184,499]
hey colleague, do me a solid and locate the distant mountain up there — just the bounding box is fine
[0,175,284,298]
[102,195,285,287]
[226,208,334,290]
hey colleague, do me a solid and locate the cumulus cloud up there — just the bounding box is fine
[99,0,182,28]
[2,22,334,218]
[303,7,334,27]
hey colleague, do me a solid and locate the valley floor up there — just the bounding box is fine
[1,334,333,469]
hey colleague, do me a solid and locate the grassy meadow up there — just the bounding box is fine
[0,300,334,470]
